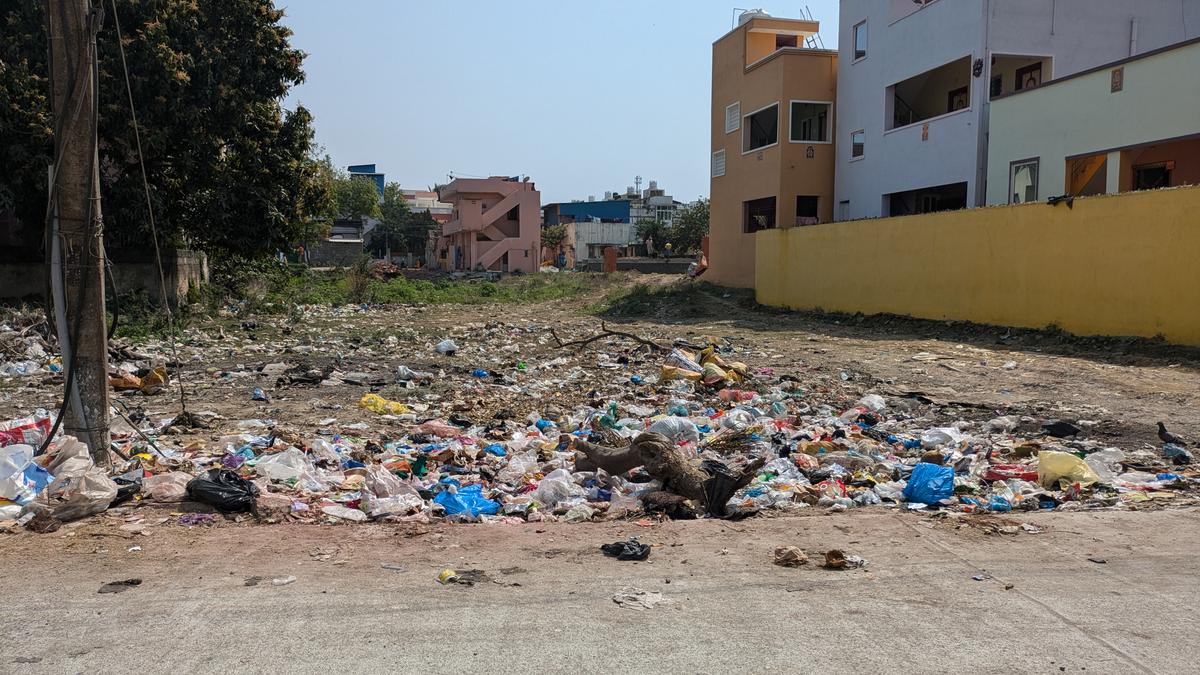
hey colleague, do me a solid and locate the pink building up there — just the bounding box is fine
[437,177,541,274]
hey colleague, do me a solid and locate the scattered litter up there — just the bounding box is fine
[600,537,651,561]
[98,579,142,594]
[822,549,866,570]
[611,587,666,611]
[1087,557,1108,564]
[773,545,809,567]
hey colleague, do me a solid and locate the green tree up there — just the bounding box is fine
[541,224,567,250]
[635,219,670,251]
[366,181,409,257]
[400,210,438,258]
[0,0,333,258]
[670,198,709,254]
[334,172,381,221]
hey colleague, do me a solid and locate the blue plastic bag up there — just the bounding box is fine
[433,483,500,517]
[483,443,507,457]
[902,462,955,504]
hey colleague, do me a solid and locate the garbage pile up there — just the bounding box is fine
[2,316,1198,531]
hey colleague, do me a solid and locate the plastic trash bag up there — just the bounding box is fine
[0,444,53,505]
[496,450,537,483]
[856,394,887,413]
[433,483,500,518]
[435,339,459,355]
[255,448,310,481]
[902,462,955,504]
[1037,451,1099,488]
[647,417,700,444]
[48,467,119,521]
[0,414,52,447]
[1084,448,1125,483]
[533,468,587,508]
[321,504,368,522]
[143,472,192,502]
[41,437,92,484]
[110,471,142,507]
[920,427,965,449]
[186,469,260,512]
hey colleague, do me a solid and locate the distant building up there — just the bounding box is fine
[437,176,541,273]
[400,189,453,224]
[542,181,684,261]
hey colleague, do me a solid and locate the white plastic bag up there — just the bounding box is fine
[48,467,118,521]
[255,448,310,481]
[920,427,965,448]
[144,472,192,502]
[533,468,586,508]
[647,417,700,444]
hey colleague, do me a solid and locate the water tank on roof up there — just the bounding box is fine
[738,9,770,25]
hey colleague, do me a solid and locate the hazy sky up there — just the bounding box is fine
[280,0,840,204]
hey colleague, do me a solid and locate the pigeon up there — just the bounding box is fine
[1041,420,1081,438]
[1158,422,1190,447]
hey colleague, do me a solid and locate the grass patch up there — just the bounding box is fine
[200,258,608,316]
[588,280,755,319]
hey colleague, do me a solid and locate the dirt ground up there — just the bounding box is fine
[2,273,1200,671]
[6,273,1199,449]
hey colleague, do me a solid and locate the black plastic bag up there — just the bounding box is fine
[185,469,259,512]
[700,459,739,517]
[109,471,143,507]
[600,537,651,561]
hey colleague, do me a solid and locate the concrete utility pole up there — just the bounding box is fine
[49,0,111,461]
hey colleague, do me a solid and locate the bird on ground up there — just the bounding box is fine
[1158,422,1190,446]
[1041,420,1081,438]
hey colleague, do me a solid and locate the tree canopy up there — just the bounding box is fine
[633,199,709,255]
[366,182,439,258]
[0,0,332,258]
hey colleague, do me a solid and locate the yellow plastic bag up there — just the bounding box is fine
[1037,450,1099,488]
[701,362,729,385]
[660,365,702,382]
[359,393,409,415]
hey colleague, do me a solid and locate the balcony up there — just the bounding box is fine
[886,56,973,132]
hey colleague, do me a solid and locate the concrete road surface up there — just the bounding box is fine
[1,508,1196,674]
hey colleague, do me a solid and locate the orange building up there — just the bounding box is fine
[708,12,837,289]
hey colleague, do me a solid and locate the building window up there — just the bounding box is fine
[743,196,776,233]
[789,101,831,143]
[850,129,865,159]
[742,103,779,153]
[1134,163,1172,191]
[775,34,798,49]
[853,21,867,61]
[796,195,819,225]
[725,102,740,134]
[946,86,969,113]
[838,200,850,221]
[711,150,726,178]
[1015,62,1042,91]
[1009,158,1039,204]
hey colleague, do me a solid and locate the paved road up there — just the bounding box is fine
[1,508,1196,674]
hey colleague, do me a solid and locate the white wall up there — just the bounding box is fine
[574,222,637,260]
[986,40,1200,204]
[835,0,1200,220]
